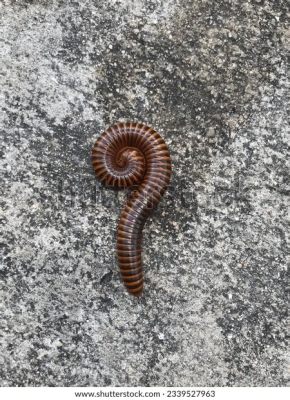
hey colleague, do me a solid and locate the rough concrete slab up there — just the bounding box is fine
[0,0,289,387]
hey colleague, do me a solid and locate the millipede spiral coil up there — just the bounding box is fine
[92,122,172,296]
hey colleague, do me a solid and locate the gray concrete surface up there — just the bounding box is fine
[0,0,289,387]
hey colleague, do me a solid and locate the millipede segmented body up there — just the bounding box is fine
[92,122,172,296]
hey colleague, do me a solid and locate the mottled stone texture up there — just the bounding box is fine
[0,0,289,387]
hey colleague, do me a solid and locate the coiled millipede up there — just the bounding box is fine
[92,122,172,296]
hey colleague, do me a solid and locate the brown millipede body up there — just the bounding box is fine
[92,122,172,296]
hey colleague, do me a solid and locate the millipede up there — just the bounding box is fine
[91,122,172,296]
